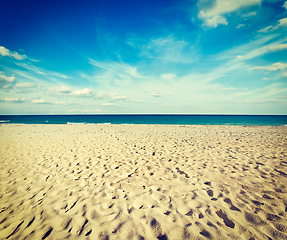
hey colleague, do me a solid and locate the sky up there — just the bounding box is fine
[0,0,287,115]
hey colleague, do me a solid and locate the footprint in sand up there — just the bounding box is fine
[207,189,213,197]
[216,209,235,228]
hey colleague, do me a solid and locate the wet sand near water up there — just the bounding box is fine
[0,124,287,239]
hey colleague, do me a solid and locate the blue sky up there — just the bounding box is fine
[0,0,287,115]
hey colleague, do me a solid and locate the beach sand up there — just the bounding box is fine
[0,124,287,240]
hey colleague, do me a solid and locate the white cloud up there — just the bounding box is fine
[251,62,287,71]
[0,72,15,88]
[258,26,273,33]
[0,46,27,60]
[11,52,26,60]
[48,86,72,95]
[212,87,235,92]
[161,73,176,81]
[204,15,227,27]
[54,101,68,105]
[15,82,37,88]
[241,11,257,18]
[57,86,71,93]
[153,92,162,97]
[0,72,15,82]
[273,18,287,30]
[1,98,26,103]
[283,1,287,10]
[259,18,287,32]
[70,88,94,98]
[32,98,48,104]
[236,24,245,28]
[109,93,127,101]
[268,43,287,51]
[68,109,103,113]
[0,46,10,57]
[198,0,261,28]
[102,103,118,106]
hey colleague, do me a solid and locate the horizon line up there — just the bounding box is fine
[1,113,287,116]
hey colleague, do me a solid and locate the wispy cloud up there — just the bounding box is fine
[14,62,70,80]
[53,73,69,79]
[89,58,146,86]
[89,59,144,78]
[250,62,287,71]
[258,18,287,33]
[232,82,287,100]
[15,62,47,75]
[125,67,146,79]
[214,34,286,61]
[140,35,199,63]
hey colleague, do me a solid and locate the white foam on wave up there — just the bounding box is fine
[0,120,10,123]
[67,122,86,125]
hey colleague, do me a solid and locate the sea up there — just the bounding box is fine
[0,115,287,126]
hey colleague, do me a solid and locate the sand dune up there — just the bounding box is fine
[0,124,287,239]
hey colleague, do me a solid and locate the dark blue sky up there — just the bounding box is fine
[0,0,287,114]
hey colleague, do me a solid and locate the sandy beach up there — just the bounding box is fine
[0,124,287,240]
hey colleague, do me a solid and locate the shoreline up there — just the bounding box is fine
[1,124,287,239]
[1,123,287,126]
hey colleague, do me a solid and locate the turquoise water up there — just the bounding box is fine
[0,115,287,126]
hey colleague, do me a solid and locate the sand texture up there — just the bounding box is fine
[0,124,287,240]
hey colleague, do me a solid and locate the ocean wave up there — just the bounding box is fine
[0,120,10,123]
[67,122,86,125]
